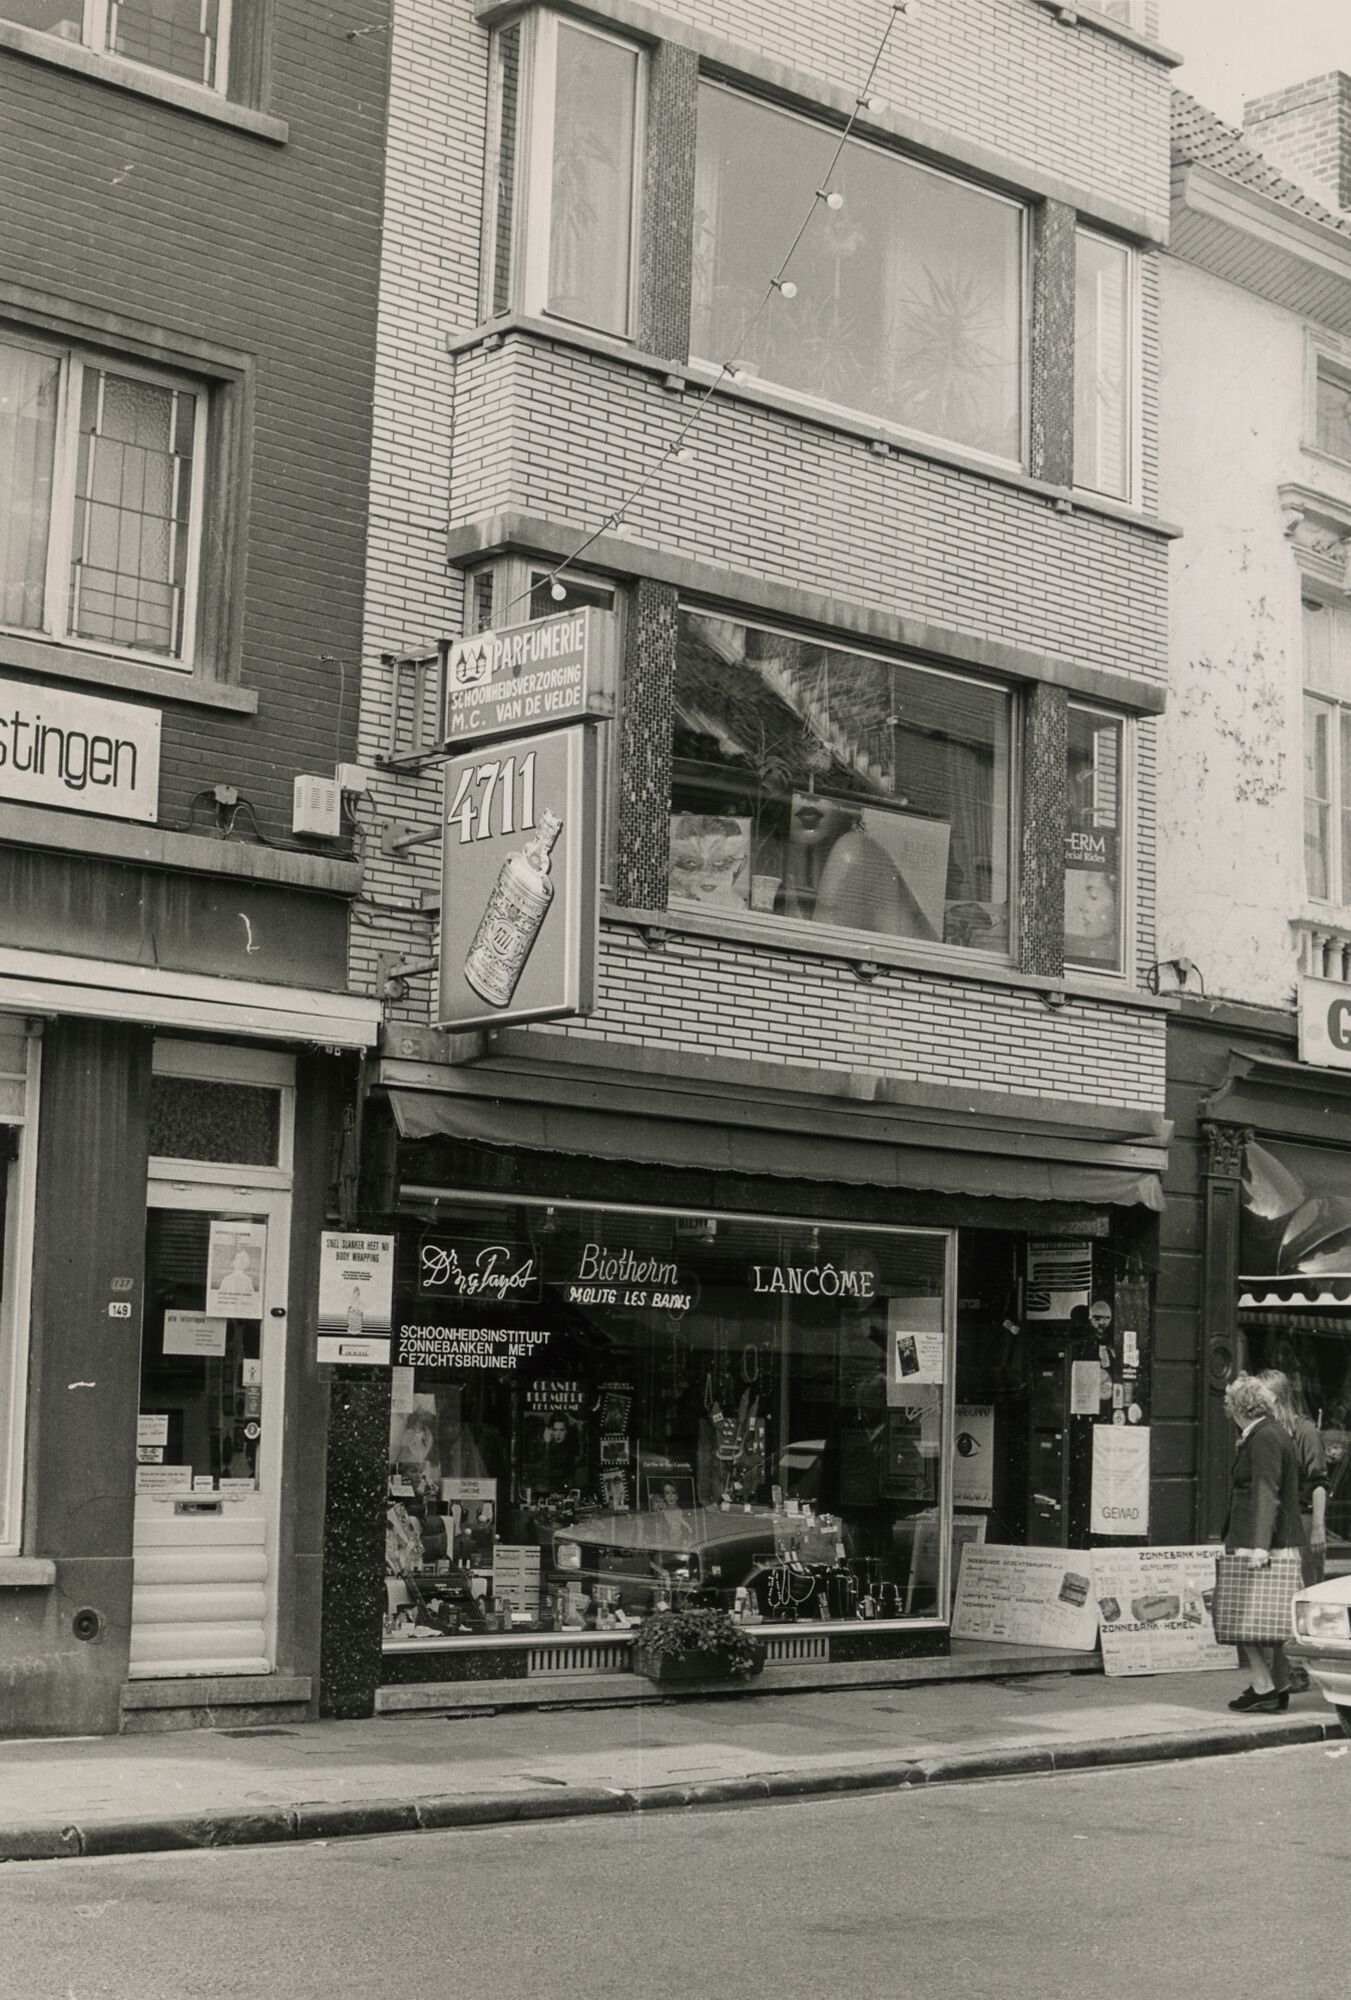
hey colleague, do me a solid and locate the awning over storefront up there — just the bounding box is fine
[1240,1134,1351,1303]
[381,1043,1167,1210]
[0,946,381,1049]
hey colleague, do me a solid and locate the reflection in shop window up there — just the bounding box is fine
[692,83,1025,465]
[668,608,1012,954]
[383,1199,954,1646]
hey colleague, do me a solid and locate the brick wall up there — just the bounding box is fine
[447,335,1170,685]
[529,923,1167,1111]
[1243,73,1351,215]
[0,0,390,837]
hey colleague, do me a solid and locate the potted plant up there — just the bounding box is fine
[632,1605,766,1685]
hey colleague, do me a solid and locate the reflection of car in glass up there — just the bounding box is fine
[1290,1573,1351,1733]
[553,1505,782,1610]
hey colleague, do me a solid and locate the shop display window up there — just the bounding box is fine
[382,1198,954,1647]
[669,608,1013,956]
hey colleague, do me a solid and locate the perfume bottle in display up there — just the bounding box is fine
[464,809,563,1007]
[345,1288,364,1335]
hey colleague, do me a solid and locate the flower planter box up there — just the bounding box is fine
[633,1639,766,1685]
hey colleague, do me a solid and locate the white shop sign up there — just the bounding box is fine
[1299,975,1351,1071]
[0,676,160,821]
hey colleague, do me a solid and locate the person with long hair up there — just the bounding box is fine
[1221,1373,1302,1713]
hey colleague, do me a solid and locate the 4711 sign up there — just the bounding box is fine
[438,724,600,1031]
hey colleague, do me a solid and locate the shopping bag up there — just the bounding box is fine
[1210,1550,1301,1644]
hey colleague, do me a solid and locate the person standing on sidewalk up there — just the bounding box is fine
[1222,1373,1302,1714]
[1259,1366,1328,1695]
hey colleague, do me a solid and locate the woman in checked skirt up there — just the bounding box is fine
[1221,1373,1303,1713]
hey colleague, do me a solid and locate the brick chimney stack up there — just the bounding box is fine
[1242,73,1351,214]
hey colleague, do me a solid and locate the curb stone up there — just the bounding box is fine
[1,1716,1341,1864]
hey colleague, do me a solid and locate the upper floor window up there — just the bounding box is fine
[1302,598,1351,904]
[669,608,1013,955]
[1065,703,1127,974]
[483,10,645,339]
[691,83,1025,466]
[1074,229,1135,504]
[3,0,229,89]
[0,331,206,668]
[1314,353,1351,466]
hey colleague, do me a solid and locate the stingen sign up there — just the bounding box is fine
[443,607,610,747]
[1299,974,1351,1071]
[0,675,160,821]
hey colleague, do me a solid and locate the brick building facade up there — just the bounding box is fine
[0,1,387,1734]
[329,0,1183,1713]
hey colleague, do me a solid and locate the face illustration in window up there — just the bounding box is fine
[667,814,751,909]
[1065,866,1117,943]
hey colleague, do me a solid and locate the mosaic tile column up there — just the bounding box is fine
[319,1371,392,1718]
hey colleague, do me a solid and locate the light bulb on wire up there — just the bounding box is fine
[817,187,844,211]
[549,581,567,602]
[773,278,798,300]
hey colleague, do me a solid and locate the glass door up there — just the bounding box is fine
[129,1182,289,1678]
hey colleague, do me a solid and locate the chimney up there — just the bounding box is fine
[1242,72,1351,215]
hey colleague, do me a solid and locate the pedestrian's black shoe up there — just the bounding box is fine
[1228,1685,1289,1713]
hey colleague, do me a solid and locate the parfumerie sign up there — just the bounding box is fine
[0,676,160,822]
[443,608,608,746]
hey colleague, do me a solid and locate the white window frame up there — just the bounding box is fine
[1305,330,1351,472]
[0,1025,42,1556]
[0,332,209,673]
[1301,598,1351,910]
[36,0,234,92]
[482,8,646,341]
[148,1040,296,1189]
[1073,226,1139,508]
[689,82,1030,475]
[1064,700,1135,983]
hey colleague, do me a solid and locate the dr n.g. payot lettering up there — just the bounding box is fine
[419,1242,537,1300]
[751,1263,876,1298]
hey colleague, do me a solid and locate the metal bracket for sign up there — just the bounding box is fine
[376,952,439,1002]
[380,820,442,857]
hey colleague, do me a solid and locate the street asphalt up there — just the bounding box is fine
[0,1662,1344,1865]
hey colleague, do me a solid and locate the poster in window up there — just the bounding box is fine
[784,794,950,942]
[667,813,752,910]
[1065,824,1120,966]
[204,1221,266,1319]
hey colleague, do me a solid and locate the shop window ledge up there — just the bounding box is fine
[120,1673,311,1711]
[0,1557,55,1587]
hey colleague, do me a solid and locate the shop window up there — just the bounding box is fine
[0,329,215,671]
[1302,599,1351,905]
[0,1025,40,1556]
[1074,229,1135,504]
[1065,703,1127,975]
[383,1198,954,1645]
[148,1077,281,1167]
[691,82,1025,466]
[669,607,1013,955]
[483,10,645,339]
[1,0,236,92]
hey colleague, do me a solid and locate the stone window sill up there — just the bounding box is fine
[0,21,288,141]
[0,633,259,714]
[0,1557,56,1587]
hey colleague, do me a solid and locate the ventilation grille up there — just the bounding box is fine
[527,1641,631,1676]
[762,1632,828,1664]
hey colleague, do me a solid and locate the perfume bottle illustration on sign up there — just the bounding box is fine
[464,809,562,1006]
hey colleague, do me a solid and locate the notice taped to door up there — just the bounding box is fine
[950,1542,1099,1651]
[1092,1546,1236,1677]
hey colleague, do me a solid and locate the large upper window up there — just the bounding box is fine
[1314,354,1351,466]
[1074,229,1134,503]
[669,609,1013,955]
[691,84,1025,465]
[484,11,644,338]
[2,0,229,90]
[1065,703,1127,974]
[1303,599,1351,904]
[0,332,206,667]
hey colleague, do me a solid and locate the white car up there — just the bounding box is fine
[1290,1573,1351,1731]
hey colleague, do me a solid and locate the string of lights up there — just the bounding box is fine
[473,0,917,619]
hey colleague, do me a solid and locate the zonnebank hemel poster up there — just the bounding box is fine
[1093,1546,1236,1677]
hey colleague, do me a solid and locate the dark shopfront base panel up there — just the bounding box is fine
[377,1624,947,1687]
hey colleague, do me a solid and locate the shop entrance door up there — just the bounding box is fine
[129,1183,289,1678]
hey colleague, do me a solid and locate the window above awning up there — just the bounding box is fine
[381,1048,1166,1210]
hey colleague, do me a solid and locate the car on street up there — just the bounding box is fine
[1290,1573,1351,1732]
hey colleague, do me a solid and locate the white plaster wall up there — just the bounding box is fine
[1159,257,1324,1009]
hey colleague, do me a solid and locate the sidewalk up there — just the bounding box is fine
[1,1664,1343,1864]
